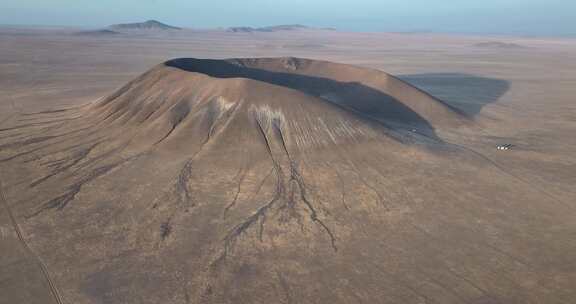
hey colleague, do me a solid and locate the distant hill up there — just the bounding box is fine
[74,29,121,36]
[473,41,527,49]
[227,26,256,33]
[109,20,181,31]
[260,24,309,31]
[227,24,319,33]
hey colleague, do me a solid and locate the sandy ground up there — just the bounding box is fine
[1,27,575,303]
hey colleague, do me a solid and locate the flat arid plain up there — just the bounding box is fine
[1,26,576,304]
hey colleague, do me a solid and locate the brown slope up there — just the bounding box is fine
[1,58,573,304]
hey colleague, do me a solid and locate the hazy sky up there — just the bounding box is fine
[2,0,575,36]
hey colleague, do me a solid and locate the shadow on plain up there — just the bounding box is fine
[399,73,510,117]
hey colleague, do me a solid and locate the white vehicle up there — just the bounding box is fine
[497,144,513,150]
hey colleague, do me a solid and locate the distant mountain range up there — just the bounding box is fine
[73,21,335,37]
[227,24,332,33]
[109,20,181,31]
[473,41,527,49]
